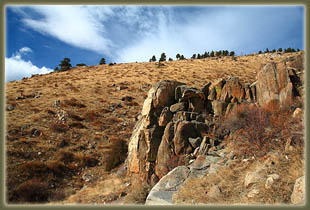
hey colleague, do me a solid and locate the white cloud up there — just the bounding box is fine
[5,47,53,82]
[116,6,304,62]
[19,46,32,54]
[18,5,114,54]
[11,6,304,63]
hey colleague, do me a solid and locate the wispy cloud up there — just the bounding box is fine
[14,5,114,55]
[10,5,304,63]
[5,47,53,82]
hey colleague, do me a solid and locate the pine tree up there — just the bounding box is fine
[99,58,106,65]
[180,55,185,60]
[210,51,215,57]
[159,53,166,62]
[59,58,72,71]
[197,54,201,59]
[151,55,156,62]
[277,48,283,52]
[204,52,209,58]
[176,53,181,60]
[191,54,196,59]
[229,51,235,56]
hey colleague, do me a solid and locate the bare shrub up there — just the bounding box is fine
[63,98,86,108]
[13,178,49,203]
[223,101,304,158]
[50,122,69,133]
[123,181,151,204]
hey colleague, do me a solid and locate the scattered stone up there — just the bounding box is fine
[54,100,60,107]
[121,96,134,102]
[207,185,222,199]
[117,86,128,91]
[6,105,15,111]
[82,173,92,182]
[291,176,305,204]
[31,128,41,137]
[244,171,263,188]
[247,188,259,198]
[265,174,280,189]
[292,108,302,118]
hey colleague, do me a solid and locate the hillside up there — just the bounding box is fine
[5,51,305,204]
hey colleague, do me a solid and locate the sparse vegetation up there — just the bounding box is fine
[5,50,304,205]
[76,63,87,67]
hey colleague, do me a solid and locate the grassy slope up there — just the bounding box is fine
[5,52,304,204]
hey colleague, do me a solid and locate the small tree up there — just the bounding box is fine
[76,63,87,67]
[204,51,209,58]
[180,55,185,60]
[168,58,173,61]
[59,58,72,71]
[272,49,276,53]
[159,53,166,62]
[265,48,269,53]
[176,53,181,60]
[151,55,156,62]
[229,51,235,56]
[54,67,60,72]
[210,51,215,57]
[215,51,221,57]
[297,48,300,52]
[99,58,106,65]
[277,48,282,52]
[191,54,196,59]
[197,54,201,59]
[258,51,262,54]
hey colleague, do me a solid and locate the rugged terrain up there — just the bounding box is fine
[5,51,305,205]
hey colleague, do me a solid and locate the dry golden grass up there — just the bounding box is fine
[5,52,304,204]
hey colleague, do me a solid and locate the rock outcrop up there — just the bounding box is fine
[127,80,185,182]
[125,54,304,200]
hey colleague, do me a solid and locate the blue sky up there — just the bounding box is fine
[5,5,305,82]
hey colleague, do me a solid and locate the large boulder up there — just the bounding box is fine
[256,62,296,106]
[220,76,245,103]
[146,166,190,205]
[155,120,208,178]
[155,122,176,178]
[127,80,184,182]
